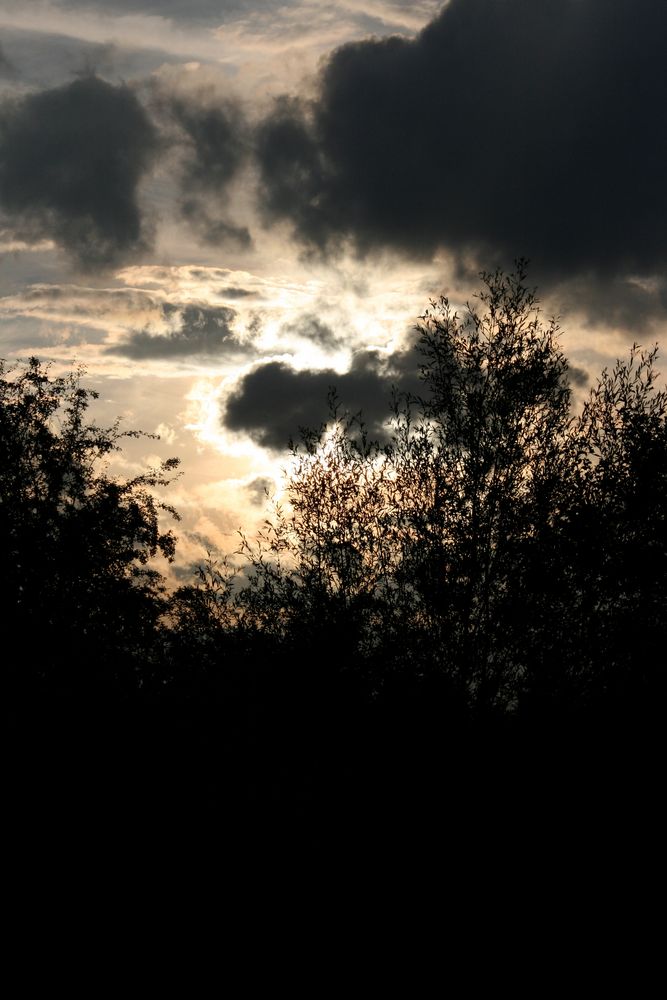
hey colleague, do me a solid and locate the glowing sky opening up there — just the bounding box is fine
[1,0,665,579]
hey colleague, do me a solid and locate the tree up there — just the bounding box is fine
[392,262,573,708]
[0,356,180,693]
[234,263,667,720]
[523,342,667,715]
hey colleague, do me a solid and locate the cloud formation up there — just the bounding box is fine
[108,303,240,358]
[280,313,342,349]
[223,340,421,449]
[0,75,157,268]
[245,476,274,504]
[165,93,251,247]
[0,44,16,78]
[555,274,667,334]
[43,0,441,33]
[256,0,667,282]
[49,0,255,22]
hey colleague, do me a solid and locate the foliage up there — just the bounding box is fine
[4,271,665,838]
[233,263,667,717]
[534,342,667,711]
[0,356,180,691]
[392,263,573,703]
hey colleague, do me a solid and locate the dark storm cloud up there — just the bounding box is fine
[170,98,247,191]
[255,96,330,251]
[223,339,421,450]
[0,76,157,268]
[108,303,240,358]
[256,0,667,281]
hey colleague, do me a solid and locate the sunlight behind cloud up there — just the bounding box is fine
[1,0,664,569]
[184,373,264,460]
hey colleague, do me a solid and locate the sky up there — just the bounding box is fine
[1,0,666,580]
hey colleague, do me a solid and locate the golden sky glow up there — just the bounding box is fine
[1,0,665,578]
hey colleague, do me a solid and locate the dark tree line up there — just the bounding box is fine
[4,265,666,847]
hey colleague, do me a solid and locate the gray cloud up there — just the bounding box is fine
[568,365,589,389]
[255,96,329,251]
[553,275,667,334]
[0,44,16,79]
[223,339,421,450]
[222,310,591,452]
[255,0,667,287]
[180,197,251,249]
[280,313,341,349]
[159,93,252,248]
[0,75,158,268]
[108,303,240,358]
[15,283,160,312]
[245,476,274,504]
[0,313,104,351]
[170,97,247,191]
[219,285,255,299]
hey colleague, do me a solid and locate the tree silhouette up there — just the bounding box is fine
[0,356,180,694]
[4,269,664,846]
[233,263,667,723]
[521,342,667,716]
[392,263,573,709]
